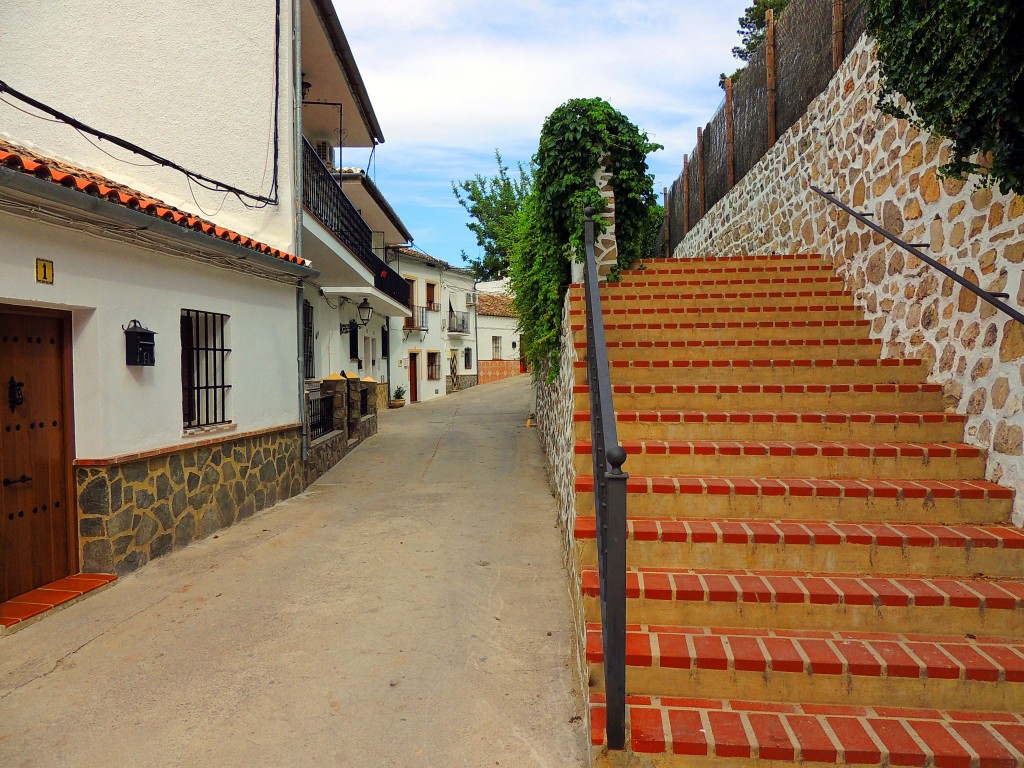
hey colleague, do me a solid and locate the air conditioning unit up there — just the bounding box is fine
[315,140,334,170]
[465,291,478,306]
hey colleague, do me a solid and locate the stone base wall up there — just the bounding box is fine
[76,426,302,575]
[479,360,523,384]
[675,34,1024,525]
[445,374,478,394]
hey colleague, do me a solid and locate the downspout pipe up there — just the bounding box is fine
[473,278,479,387]
[293,0,309,463]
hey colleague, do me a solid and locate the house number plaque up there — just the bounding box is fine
[35,258,54,284]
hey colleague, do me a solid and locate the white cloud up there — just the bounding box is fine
[337,0,751,260]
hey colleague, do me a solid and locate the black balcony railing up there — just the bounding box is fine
[301,139,409,308]
[447,310,470,334]
[307,391,334,441]
[403,305,428,330]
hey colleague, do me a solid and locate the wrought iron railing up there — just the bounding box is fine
[426,300,441,312]
[811,186,1024,326]
[447,310,470,334]
[404,305,428,330]
[581,207,628,750]
[307,391,334,441]
[301,139,409,308]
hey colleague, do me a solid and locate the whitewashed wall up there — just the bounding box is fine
[0,0,297,253]
[1,212,299,459]
[478,314,519,361]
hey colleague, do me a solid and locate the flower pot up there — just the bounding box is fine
[389,398,406,409]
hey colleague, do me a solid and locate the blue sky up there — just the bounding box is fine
[342,1,751,266]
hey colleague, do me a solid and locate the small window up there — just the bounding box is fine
[427,351,441,380]
[303,300,315,379]
[426,283,439,311]
[492,335,502,360]
[348,320,359,360]
[181,309,231,428]
[464,347,472,369]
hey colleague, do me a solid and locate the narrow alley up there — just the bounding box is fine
[0,375,586,768]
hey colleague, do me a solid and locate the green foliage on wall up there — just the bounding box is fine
[510,97,661,379]
[868,0,1024,194]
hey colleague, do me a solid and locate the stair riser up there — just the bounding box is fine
[589,748,866,768]
[582,596,1024,638]
[593,344,884,362]
[589,278,847,295]
[588,664,1021,712]
[573,492,1012,524]
[573,325,873,344]
[570,294,854,310]
[575,391,947,411]
[573,453,986,481]
[574,366,928,386]
[575,421,965,443]
[577,540,1023,579]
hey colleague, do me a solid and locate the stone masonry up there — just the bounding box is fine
[675,34,1024,524]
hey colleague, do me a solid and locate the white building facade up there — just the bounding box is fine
[0,0,412,600]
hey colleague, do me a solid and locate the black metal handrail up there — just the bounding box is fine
[447,310,470,334]
[301,139,409,308]
[581,207,628,750]
[811,186,1024,326]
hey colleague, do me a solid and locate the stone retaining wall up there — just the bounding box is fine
[675,34,1024,524]
[76,426,302,575]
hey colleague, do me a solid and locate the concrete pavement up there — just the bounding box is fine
[0,375,587,767]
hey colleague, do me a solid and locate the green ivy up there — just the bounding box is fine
[510,97,662,379]
[867,0,1024,194]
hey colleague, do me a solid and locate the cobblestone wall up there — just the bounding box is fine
[76,426,302,575]
[675,35,1024,525]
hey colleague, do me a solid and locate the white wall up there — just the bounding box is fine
[302,288,387,382]
[1,211,299,459]
[1,0,297,253]
[478,315,519,361]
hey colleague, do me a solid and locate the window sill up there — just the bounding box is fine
[182,422,237,438]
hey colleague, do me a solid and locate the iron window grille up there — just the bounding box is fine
[307,391,334,440]
[427,351,441,380]
[181,309,231,428]
[492,335,502,360]
[464,347,472,369]
[303,300,315,379]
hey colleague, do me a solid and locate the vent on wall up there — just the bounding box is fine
[315,141,334,170]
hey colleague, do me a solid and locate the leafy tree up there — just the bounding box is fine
[868,0,1024,194]
[511,97,662,377]
[451,150,532,281]
[720,0,791,88]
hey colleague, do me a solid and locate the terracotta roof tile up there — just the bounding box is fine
[0,138,308,268]
[477,292,516,317]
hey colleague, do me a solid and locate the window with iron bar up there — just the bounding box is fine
[303,300,315,379]
[181,309,231,428]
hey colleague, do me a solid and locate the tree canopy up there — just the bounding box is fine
[720,0,791,88]
[451,151,532,281]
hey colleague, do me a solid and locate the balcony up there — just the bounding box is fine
[403,305,428,330]
[301,139,409,308]
[447,310,470,335]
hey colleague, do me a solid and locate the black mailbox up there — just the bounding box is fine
[124,320,156,366]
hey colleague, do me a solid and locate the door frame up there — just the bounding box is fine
[1,302,78,577]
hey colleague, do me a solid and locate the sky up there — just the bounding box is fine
[340,0,751,268]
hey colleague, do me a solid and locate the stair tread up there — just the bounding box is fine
[577,383,944,395]
[590,695,1024,762]
[573,516,1024,550]
[572,318,872,331]
[574,474,1012,500]
[579,303,862,316]
[581,566,1024,610]
[578,338,881,349]
[576,357,924,369]
[574,410,965,425]
[575,438,984,458]
[620,262,833,277]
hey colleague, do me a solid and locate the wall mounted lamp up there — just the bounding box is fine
[339,298,374,333]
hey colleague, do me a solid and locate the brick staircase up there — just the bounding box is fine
[570,254,1024,767]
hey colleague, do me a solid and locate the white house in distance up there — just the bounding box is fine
[0,0,412,611]
[477,291,523,384]
[384,247,478,403]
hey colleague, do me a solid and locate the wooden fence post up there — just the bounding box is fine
[725,77,735,188]
[832,0,845,69]
[766,8,777,146]
[697,127,706,217]
[663,187,670,257]
[682,154,690,235]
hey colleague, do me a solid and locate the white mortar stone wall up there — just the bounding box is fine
[675,34,1024,525]
[594,164,619,276]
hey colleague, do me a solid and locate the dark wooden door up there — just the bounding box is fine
[1,311,72,602]
[408,353,419,403]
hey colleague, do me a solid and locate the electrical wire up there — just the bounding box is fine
[0,0,282,209]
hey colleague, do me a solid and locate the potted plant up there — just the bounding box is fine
[390,386,406,408]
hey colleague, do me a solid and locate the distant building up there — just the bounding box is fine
[477,292,523,384]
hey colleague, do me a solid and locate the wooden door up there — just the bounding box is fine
[1,310,73,602]
[408,353,419,403]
